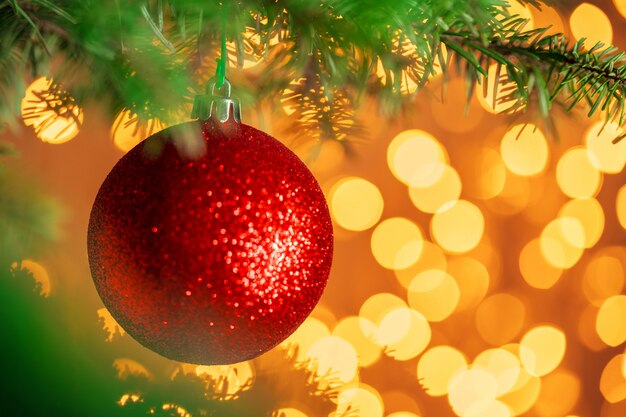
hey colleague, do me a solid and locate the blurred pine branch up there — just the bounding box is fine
[0,0,623,141]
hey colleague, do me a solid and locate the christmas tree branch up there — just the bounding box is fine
[0,0,624,142]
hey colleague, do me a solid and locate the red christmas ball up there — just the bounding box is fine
[88,118,333,365]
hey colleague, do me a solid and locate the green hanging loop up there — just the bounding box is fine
[215,31,227,88]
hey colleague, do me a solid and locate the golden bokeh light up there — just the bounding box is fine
[333,316,382,367]
[377,307,431,361]
[111,109,166,153]
[417,345,467,397]
[387,130,447,186]
[500,124,549,176]
[519,239,563,289]
[476,64,520,114]
[307,336,359,384]
[558,198,605,249]
[407,270,460,322]
[556,148,602,199]
[484,170,531,215]
[360,293,407,326]
[476,293,526,346]
[616,0,626,18]
[582,252,624,306]
[113,358,153,380]
[600,354,626,403]
[534,369,580,417]
[466,148,507,200]
[280,317,330,362]
[408,164,462,214]
[463,400,511,417]
[97,307,126,342]
[570,3,613,47]
[448,257,490,311]
[504,0,534,28]
[596,295,626,347]
[499,366,541,415]
[330,177,384,231]
[431,200,484,254]
[21,77,83,144]
[448,367,498,416]
[394,241,447,289]
[162,403,191,417]
[474,348,521,395]
[585,122,626,174]
[618,185,626,230]
[519,325,566,377]
[276,408,308,417]
[371,217,424,269]
[539,217,585,269]
[335,384,384,417]
[196,361,255,399]
[10,259,51,297]
[530,3,564,35]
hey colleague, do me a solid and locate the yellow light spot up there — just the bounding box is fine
[557,148,602,199]
[534,369,580,417]
[378,308,431,361]
[21,77,82,144]
[519,325,566,377]
[280,317,330,362]
[118,393,143,406]
[394,241,447,289]
[330,177,384,231]
[476,293,526,346]
[476,64,520,114]
[407,270,460,322]
[335,384,384,417]
[448,257,490,311]
[463,400,511,417]
[500,124,549,176]
[360,293,407,325]
[97,308,126,342]
[448,367,498,416]
[570,3,613,47]
[616,0,626,19]
[196,361,255,399]
[111,109,165,153]
[466,148,507,200]
[387,130,447,186]
[10,259,51,296]
[585,122,626,174]
[600,354,626,403]
[558,198,604,248]
[417,345,467,396]
[504,1,535,28]
[539,217,585,269]
[519,239,563,289]
[529,4,564,35]
[376,58,417,95]
[409,164,462,213]
[618,185,626,230]
[583,254,624,306]
[113,358,153,380]
[474,348,521,395]
[499,367,541,415]
[162,403,192,417]
[596,296,626,347]
[333,316,382,367]
[307,336,359,384]
[371,217,424,269]
[276,408,308,417]
[431,200,484,254]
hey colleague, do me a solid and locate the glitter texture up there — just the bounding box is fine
[87,119,333,365]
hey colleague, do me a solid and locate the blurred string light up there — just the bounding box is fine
[334,384,384,417]
[500,124,549,177]
[20,77,83,144]
[329,177,383,231]
[570,3,613,46]
[616,0,626,19]
[113,358,154,380]
[194,361,255,399]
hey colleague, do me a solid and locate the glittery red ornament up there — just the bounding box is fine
[87,117,333,365]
